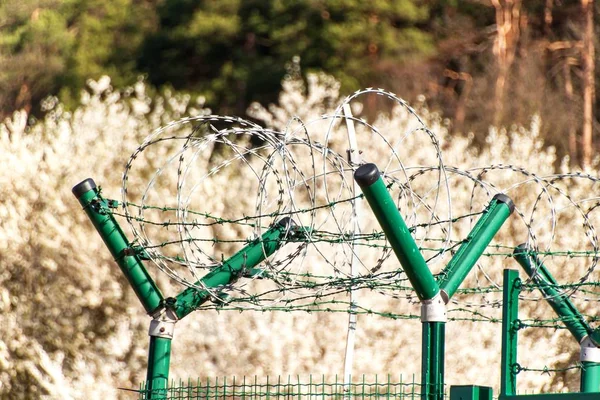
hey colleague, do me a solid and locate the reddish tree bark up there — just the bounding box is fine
[491,0,523,125]
[581,0,595,167]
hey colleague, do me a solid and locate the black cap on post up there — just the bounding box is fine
[493,193,515,214]
[72,178,97,198]
[513,243,529,256]
[277,216,297,231]
[354,163,381,188]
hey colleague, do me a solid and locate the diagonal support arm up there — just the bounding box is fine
[513,245,600,393]
[438,194,514,301]
[513,245,591,343]
[354,163,440,301]
[174,217,302,319]
[72,178,164,314]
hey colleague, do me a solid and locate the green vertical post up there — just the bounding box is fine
[355,165,514,400]
[500,269,520,396]
[438,194,514,301]
[422,322,445,400]
[174,217,299,319]
[145,336,172,399]
[72,178,164,314]
[581,362,600,392]
[73,179,172,399]
[353,163,439,301]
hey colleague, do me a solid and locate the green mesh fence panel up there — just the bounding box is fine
[133,375,432,400]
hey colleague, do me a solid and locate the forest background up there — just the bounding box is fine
[1,0,598,164]
[1,0,600,399]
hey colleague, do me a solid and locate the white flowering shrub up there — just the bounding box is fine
[0,77,209,399]
[0,73,597,399]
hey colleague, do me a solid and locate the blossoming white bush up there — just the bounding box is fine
[0,74,597,399]
[0,77,210,399]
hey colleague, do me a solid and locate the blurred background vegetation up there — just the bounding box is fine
[0,1,599,398]
[1,0,598,164]
[0,0,597,155]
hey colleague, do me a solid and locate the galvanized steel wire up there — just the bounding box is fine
[118,89,600,338]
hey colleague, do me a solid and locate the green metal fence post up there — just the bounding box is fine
[424,193,513,399]
[354,163,439,301]
[146,336,172,399]
[74,179,308,398]
[514,244,600,393]
[355,164,515,400]
[72,178,164,314]
[143,303,179,399]
[580,361,600,393]
[513,245,590,342]
[73,179,174,399]
[438,194,514,301]
[354,164,444,400]
[421,322,445,400]
[174,217,301,319]
[500,269,520,397]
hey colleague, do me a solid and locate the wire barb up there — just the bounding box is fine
[114,90,600,375]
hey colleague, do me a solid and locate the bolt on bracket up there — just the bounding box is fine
[421,292,447,323]
[580,336,600,363]
[149,306,178,339]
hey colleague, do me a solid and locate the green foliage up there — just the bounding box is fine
[0,0,157,113]
[61,0,158,105]
[0,0,598,162]
[0,1,73,112]
[138,0,435,113]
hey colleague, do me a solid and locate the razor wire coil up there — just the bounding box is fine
[116,88,600,342]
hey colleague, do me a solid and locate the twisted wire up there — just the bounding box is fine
[118,89,600,375]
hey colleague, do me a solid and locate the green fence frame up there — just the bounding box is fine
[354,163,514,400]
[73,179,307,399]
[499,261,600,398]
[136,375,430,399]
[506,246,600,396]
[498,267,600,400]
[73,171,600,400]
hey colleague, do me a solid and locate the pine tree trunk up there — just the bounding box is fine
[491,0,522,126]
[581,0,595,167]
[564,63,578,164]
[544,0,553,35]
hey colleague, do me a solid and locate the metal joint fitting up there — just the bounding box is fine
[149,307,178,339]
[580,336,600,363]
[421,293,447,322]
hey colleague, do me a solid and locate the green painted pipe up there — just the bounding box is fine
[354,163,439,301]
[146,336,171,399]
[513,245,590,343]
[174,218,297,319]
[422,322,445,400]
[581,362,600,393]
[438,194,514,301]
[500,269,520,397]
[72,179,164,314]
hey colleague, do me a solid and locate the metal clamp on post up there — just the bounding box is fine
[581,336,600,363]
[149,306,178,340]
[421,292,447,322]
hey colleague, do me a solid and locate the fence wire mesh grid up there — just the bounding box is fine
[133,375,434,400]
